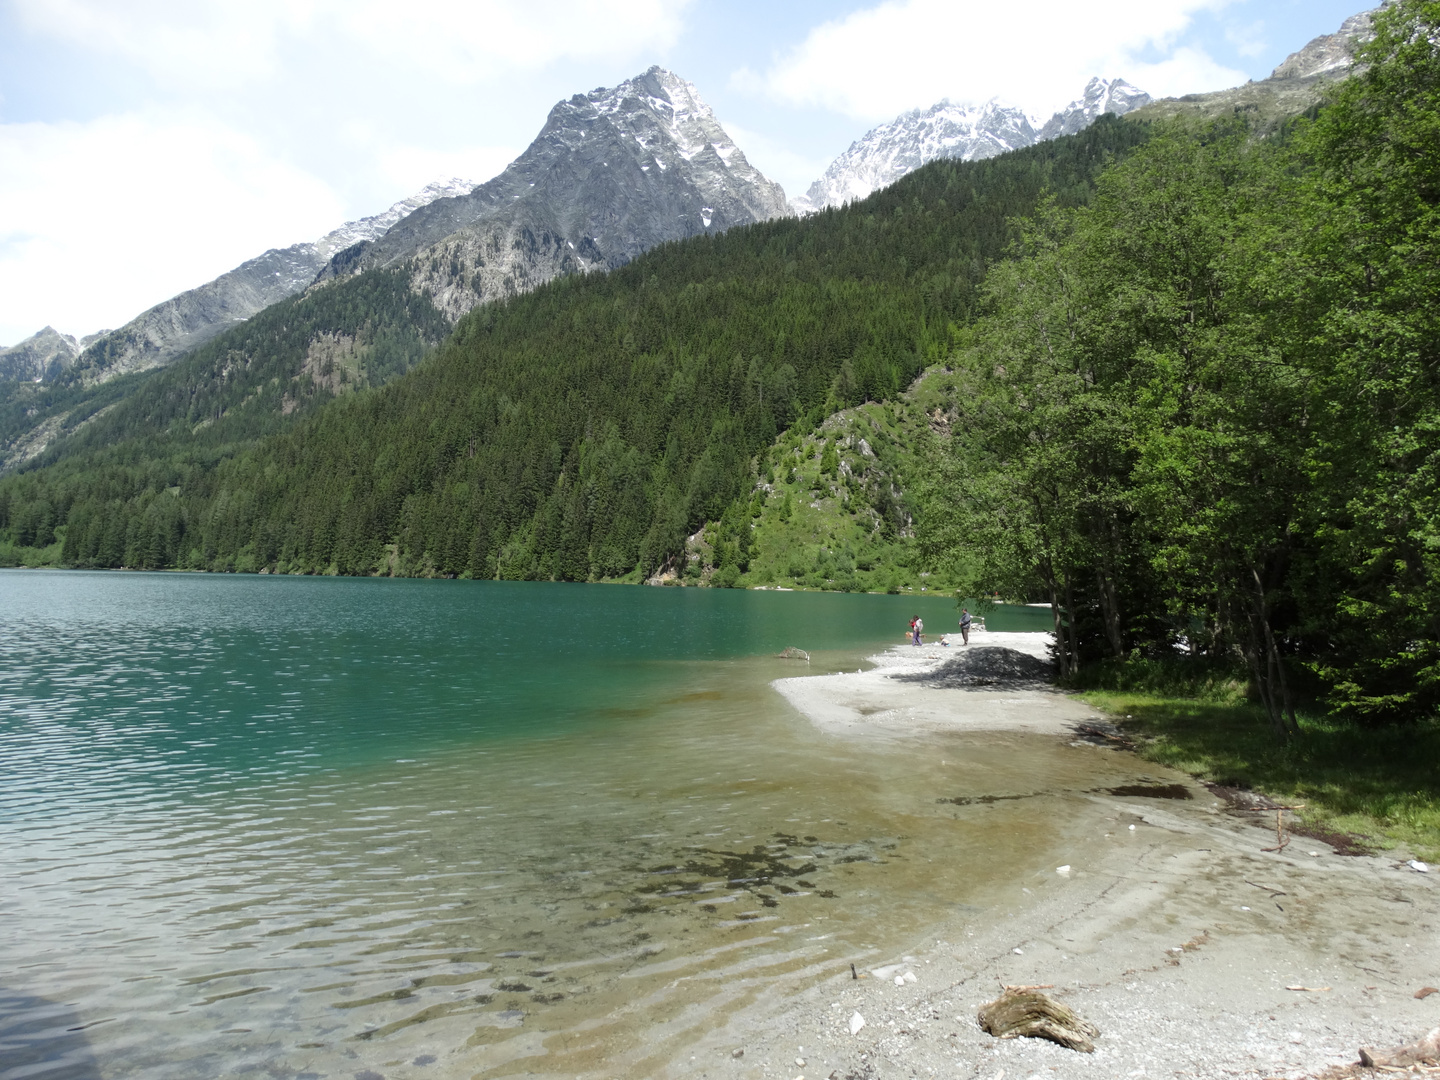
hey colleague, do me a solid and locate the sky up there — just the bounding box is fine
[0,0,1368,347]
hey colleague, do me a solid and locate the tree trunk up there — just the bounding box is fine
[1252,567,1300,737]
[1095,565,1124,658]
[1243,567,1297,741]
[1044,568,1074,679]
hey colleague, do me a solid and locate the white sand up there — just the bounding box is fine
[773,628,1107,739]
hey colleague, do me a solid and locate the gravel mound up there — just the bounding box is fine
[894,646,1054,688]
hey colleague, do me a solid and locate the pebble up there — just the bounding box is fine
[849,1011,866,1035]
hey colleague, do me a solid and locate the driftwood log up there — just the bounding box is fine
[1360,1026,1440,1068]
[978,988,1099,1053]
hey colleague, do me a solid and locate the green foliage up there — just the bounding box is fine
[922,0,1440,728]
[0,116,1150,580]
[1282,0,1440,724]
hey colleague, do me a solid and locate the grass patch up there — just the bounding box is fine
[1078,679,1440,862]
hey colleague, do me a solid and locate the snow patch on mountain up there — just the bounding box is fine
[315,178,477,260]
[792,77,1151,214]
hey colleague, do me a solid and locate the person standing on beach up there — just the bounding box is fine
[959,607,972,645]
[913,616,923,645]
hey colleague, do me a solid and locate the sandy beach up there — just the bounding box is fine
[669,630,1440,1080]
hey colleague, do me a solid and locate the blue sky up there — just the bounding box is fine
[0,0,1368,346]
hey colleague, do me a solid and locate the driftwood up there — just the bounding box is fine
[1360,1026,1440,1068]
[776,646,810,661]
[978,988,1099,1053]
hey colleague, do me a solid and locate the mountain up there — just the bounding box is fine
[0,67,790,473]
[0,116,1152,575]
[791,78,1151,213]
[790,100,1037,214]
[45,178,475,387]
[0,327,106,383]
[1123,5,1377,128]
[1270,8,1376,79]
[1037,78,1152,140]
[314,66,790,322]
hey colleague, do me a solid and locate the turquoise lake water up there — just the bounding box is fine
[1,571,1133,1080]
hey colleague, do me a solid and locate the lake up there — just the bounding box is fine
[1,571,1139,1079]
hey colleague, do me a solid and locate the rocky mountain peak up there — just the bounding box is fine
[791,98,1036,214]
[317,66,790,320]
[1270,6,1378,80]
[792,77,1150,214]
[0,325,96,383]
[1037,77,1151,140]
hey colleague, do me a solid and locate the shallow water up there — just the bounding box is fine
[1,571,1151,1079]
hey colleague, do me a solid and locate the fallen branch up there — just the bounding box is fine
[1360,1026,1440,1068]
[978,988,1099,1053]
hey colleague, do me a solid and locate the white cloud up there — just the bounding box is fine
[742,0,1247,120]
[373,142,520,197]
[12,0,693,89]
[1226,19,1270,59]
[718,120,833,206]
[0,110,346,344]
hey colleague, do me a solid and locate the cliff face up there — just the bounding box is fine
[317,67,790,316]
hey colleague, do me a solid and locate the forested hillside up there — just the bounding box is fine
[921,0,1439,728]
[0,116,1150,577]
[0,266,448,473]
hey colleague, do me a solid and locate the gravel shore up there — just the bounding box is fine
[686,632,1440,1080]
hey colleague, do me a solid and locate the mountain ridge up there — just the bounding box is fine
[791,77,1152,213]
